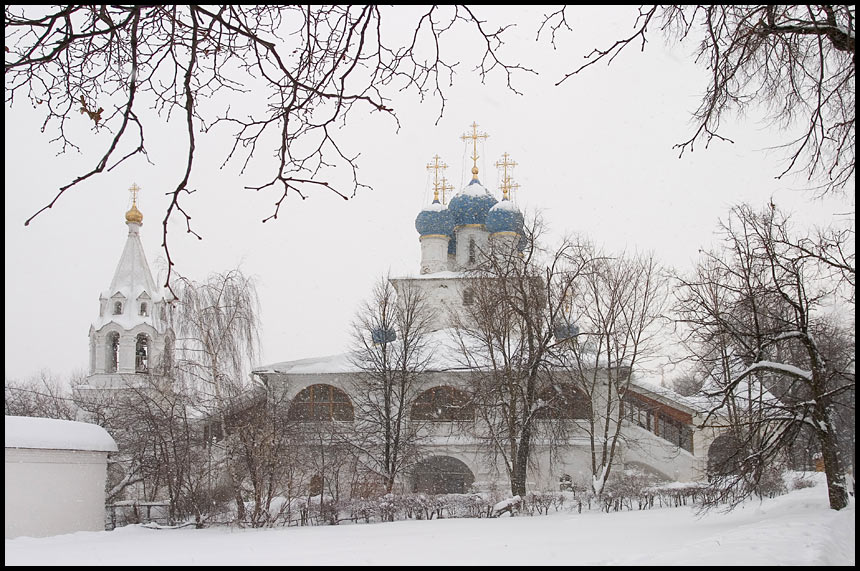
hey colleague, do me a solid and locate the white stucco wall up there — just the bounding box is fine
[253,365,710,497]
[419,235,450,274]
[390,275,469,331]
[5,416,117,539]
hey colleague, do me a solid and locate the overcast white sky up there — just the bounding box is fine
[4,5,851,383]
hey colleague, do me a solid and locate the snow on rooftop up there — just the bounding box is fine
[628,378,699,413]
[391,271,464,280]
[420,201,446,212]
[255,332,703,418]
[491,199,520,211]
[458,180,493,197]
[254,352,360,375]
[254,328,472,376]
[5,416,118,452]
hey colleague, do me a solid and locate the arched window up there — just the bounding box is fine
[135,333,149,373]
[468,237,477,264]
[534,384,591,420]
[140,302,148,316]
[411,386,474,421]
[288,384,354,421]
[113,301,123,315]
[411,456,475,494]
[106,332,120,373]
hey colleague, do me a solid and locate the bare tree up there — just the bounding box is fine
[67,360,222,526]
[170,267,262,523]
[452,216,595,497]
[556,245,670,497]
[4,369,81,420]
[348,275,435,496]
[216,386,303,527]
[540,5,855,196]
[297,420,359,525]
[674,202,854,510]
[5,5,530,292]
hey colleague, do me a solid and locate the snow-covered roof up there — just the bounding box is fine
[627,378,699,414]
[93,221,166,332]
[682,373,784,418]
[254,329,470,376]
[256,330,694,407]
[420,201,446,212]
[5,416,118,452]
[105,223,161,302]
[255,352,360,375]
[457,179,493,197]
[391,271,464,280]
[490,199,520,212]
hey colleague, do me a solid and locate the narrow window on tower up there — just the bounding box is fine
[113,301,123,315]
[106,332,120,373]
[135,334,149,373]
[468,237,476,264]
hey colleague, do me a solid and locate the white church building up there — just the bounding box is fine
[76,128,727,502]
[251,125,724,495]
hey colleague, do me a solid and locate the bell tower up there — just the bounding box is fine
[80,183,173,392]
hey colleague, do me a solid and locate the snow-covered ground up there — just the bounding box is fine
[6,475,854,566]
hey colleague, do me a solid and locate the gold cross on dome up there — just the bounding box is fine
[440,177,455,205]
[495,153,518,200]
[129,182,141,205]
[460,122,489,180]
[426,155,447,202]
[506,179,520,202]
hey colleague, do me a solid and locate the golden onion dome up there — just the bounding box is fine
[125,202,143,224]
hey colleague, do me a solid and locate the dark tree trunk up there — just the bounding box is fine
[511,426,532,497]
[815,404,849,510]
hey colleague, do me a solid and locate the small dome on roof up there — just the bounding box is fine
[448,180,497,227]
[486,198,523,235]
[415,200,455,237]
[371,327,396,344]
[125,203,143,224]
[553,321,580,341]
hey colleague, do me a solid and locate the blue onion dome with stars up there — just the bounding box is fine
[486,197,524,235]
[415,198,455,237]
[447,175,498,227]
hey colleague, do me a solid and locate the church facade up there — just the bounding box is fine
[252,124,723,495]
[78,128,727,503]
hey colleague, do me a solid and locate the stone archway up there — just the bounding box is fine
[411,456,475,494]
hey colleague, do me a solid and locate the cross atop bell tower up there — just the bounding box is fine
[129,182,141,204]
[81,184,171,393]
[125,182,144,225]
